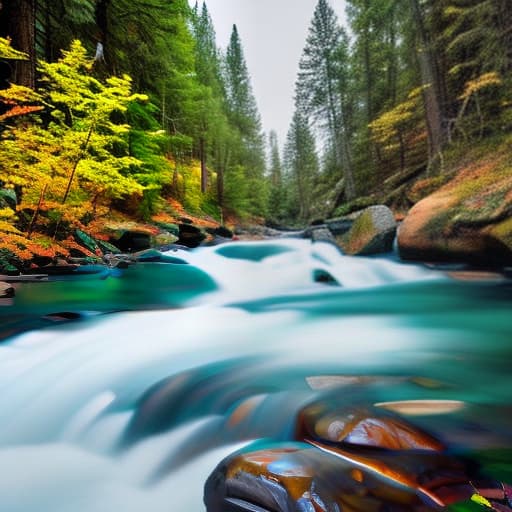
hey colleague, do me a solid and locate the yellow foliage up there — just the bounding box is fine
[459,72,502,100]
[0,208,15,220]
[0,37,28,60]
[0,220,21,233]
[369,87,425,145]
[0,83,42,104]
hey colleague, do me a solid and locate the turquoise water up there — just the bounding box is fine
[0,239,511,511]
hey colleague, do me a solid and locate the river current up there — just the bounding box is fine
[1,238,511,511]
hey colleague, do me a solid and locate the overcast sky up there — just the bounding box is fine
[189,0,347,147]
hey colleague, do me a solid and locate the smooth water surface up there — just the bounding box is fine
[1,239,511,511]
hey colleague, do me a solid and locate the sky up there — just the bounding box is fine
[189,0,347,147]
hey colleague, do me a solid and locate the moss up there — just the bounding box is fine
[341,209,375,254]
[408,175,451,203]
[424,209,456,240]
[490,217,512,249]
[334,196,376,217]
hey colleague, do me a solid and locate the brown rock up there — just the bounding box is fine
[398,164,512,266]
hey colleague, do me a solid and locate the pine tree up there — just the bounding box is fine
[223,24,267,216]
[346,0,402,155]
[408,0,446,162]
[190,2,226,195]
[37,0,96,63]
[192,2,224,93]
[267,130,286,223]
[296,0,356,199]
[284,110,319,222]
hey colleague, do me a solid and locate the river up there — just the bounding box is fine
[1,238,511,511]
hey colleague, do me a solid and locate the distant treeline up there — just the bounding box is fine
[0,0,511,232]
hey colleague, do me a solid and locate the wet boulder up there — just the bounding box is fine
[177,223,206,248]
[296,402,445,452]
[130,248,188,264]
[204,442,474,512]
[113,230,152,253]
[310,227,337,245]
[338,205,397,255]
[203,226,235,246]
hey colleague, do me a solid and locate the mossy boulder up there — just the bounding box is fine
[338,205,397,256]
[398,162,512,266]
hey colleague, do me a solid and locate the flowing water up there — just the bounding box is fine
[1,239,512,511]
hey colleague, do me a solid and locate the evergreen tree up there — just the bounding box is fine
[37,0,96,63]
[190,2,226,195]
[346,0,403,173]
[296,0,356,199]
[408,0,447,162]
[192,2,224,93]
[223,24,267,215]
[434,0,510,141]
[284,110,319,222]
[267,130,286,223]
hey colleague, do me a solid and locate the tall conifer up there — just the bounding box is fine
[284,110,319,222]
[296,0,356,199]
[224,24,267,215]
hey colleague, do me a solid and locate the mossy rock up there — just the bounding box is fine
[153,221,179,237]
[398,162,512,266]
[338,205,397,256]
[407,175,451,204]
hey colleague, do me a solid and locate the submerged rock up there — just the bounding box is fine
[130,248,188,264]
[398,165,512,266]
[338,205,397,255]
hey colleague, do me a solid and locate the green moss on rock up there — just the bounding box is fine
[339,205,397,256]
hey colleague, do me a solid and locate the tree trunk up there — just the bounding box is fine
[216,148,229,210]
[0,0,36,88]
[363,0,373,124]
[496,0,512,73]
[95,0,110,70]
[326,60,356,200]
[409,0,445,162]
[200,136,207,193]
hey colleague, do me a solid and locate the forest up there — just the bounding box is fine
[0,0,511,266]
